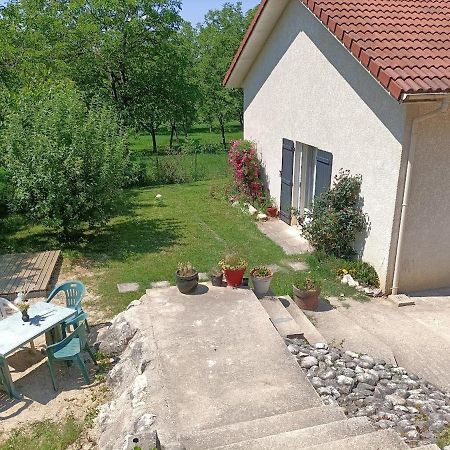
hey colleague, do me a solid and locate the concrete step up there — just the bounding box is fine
[146,286,322,436]
[279,295,326,344]
[336,299,450,390]
[305,306,396,364]
[181,406,346,449]
[210,416,374,450]
[259,296,305,338]
[305,429,409,449]
[415,445,441,450]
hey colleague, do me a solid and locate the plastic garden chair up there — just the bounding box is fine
[46,323,96,391]
[0,357,12,397]
[46,281,89,335]
[0,297,19,320]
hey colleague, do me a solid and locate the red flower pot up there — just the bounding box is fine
[267,207,278,218]
[224,268,246,287]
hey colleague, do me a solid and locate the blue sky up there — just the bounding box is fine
[181,0,260,25]
[0,1,261,24]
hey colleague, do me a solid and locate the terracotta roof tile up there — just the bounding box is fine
[301,0,450,99]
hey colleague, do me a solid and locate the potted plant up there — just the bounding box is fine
[176,262,199,294]
[210,266,224,287]
[219,252,247,287]
[266,197,278,218]
[292,275,321,311]
[19,302,30,322]
[250,266,273,298]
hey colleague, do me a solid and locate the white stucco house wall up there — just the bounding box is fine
[224,0,450,294]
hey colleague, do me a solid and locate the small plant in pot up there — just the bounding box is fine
[292,275,322,311]
[250,266,273,298]
[210,266,223,287]
[19,302,30,322]
[265,197,278,218]
[219,252,247,288]
[176,262,199,294]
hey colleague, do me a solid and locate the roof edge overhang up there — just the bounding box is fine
[401,93,450,104]
[223,0,290,88]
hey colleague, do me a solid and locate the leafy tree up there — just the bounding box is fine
[197,3,254,149]
[2,81,128,235]
[64,0,184,152]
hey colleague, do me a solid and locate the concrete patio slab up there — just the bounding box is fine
[388,293,415,307]
[149,281,170,289]
[145,285,322,433]
[287,261,309,271]
[117,282,140,293]
[257,220,312,255]
[267,264,287,274]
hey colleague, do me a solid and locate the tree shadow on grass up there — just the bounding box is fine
[84,217,182,262]
[0,216,182,264]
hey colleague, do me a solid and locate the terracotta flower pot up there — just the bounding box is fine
[267,207,278,218]
[224,268,246,287]
[292,285,321,311]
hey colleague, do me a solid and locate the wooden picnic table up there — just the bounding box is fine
[0,302,76,399]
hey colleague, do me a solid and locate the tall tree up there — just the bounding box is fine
[197,2,254,149]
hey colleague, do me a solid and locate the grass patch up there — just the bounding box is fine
[0,416,84,450]
[134,152,229,185]
[129,122,242,153]
[438,425,450,448]
[0,180,366,316]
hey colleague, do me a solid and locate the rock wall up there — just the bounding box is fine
[95,302,163,450]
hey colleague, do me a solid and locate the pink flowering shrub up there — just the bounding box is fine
[228,140,264,205]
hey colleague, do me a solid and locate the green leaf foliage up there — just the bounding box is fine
[2,80,128,234]
[303,170,369,259]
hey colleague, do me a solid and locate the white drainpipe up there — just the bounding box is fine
[391,98,450,295]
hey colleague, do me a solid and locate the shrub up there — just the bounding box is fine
[124,159,148,188]
[337,260,380,287]
[303,170,368,259]
[154,150,190,185]
[2,81,128,236]
[228,140,264,206]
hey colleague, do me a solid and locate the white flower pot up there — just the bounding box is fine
[251,275,273,298]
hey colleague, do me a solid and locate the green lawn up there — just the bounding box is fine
[135,153,229,185]
[0,181,363,316]
[129,122,243,154]
[0,417,84,450]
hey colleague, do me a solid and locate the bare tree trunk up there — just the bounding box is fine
[219,116,227,151]
[150,125,158,154]
[170,122,176,148]
[239,112,244,129]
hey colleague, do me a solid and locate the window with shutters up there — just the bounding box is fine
[295,144,333,214]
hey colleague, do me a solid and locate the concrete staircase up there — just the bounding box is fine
[320,296,450,391]
[143,285,442,450]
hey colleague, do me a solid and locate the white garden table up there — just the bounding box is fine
[0,302,76,398]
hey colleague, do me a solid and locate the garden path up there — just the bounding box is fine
[257,220,312,255]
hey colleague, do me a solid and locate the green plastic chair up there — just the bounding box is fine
[0,356,12,398]
[46,281,89,335]
[46,323,97,391]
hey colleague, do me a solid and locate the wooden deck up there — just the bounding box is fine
[0,250,62,300]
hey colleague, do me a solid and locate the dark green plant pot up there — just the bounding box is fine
[176,270,199,294]
[211,273,223,287]
[22,311,30,322]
